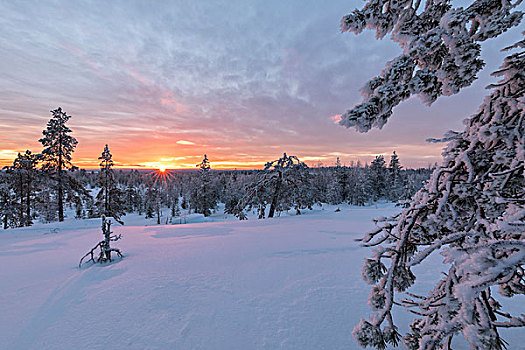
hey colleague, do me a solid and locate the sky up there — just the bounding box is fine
[0,1,522,170]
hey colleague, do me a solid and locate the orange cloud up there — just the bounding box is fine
[176,140,195,145]
[330,114,342,124]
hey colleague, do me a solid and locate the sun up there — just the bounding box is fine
[158,165,166,173]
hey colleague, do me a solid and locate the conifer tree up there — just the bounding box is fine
[338,0,524,348]
[0,173,16,229]
[388,151,404,201]
[39,107,78,222]
[266,153,310,218]
[3,150,42,226]
[369,155,388,201]
[96,144,124,223]
[190,154,217,217]
[232,153,312,219]
[328,157,350,204]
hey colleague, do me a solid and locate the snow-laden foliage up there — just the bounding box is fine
[352,38,524,349]
[189,154,218,217]
[79,215,123,267]
[96,144,125,223]
[339,0,523,132]
[388,151,404,201]
[2,147,431,226]
[231,153,313,219]
[369,155,389,201]
[39,107,82,222]
[39,107,78,172]
[2,150,42,227]
[0,171,18,229]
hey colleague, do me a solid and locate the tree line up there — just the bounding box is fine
[0,107,432,229]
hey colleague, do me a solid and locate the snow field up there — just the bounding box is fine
[1,205,523,349]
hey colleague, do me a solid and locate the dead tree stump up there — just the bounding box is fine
[79,215,123,267]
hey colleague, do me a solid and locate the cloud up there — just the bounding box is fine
[0,1,521,169]
[330,114,342,124]
[176,140,195,145]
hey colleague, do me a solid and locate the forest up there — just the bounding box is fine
[0,110,432,228]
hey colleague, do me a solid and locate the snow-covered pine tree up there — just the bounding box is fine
[190,154,217,217]
[124,183,138,213]
[328,157,350,204]
[145,185,161,223]
[290,166,315,215]
[230,154,312,219]
[388,151,404,201]
[224,172,247,216]
[170,196,181,221]
[347,161,372,206]
[338,0,524,348]
[3,150,42,226]
[36,187,58,223]
[39,107,79,222]
[369,155,388,201]
[0,172,17,229]
[96,144,125,224]
[265,153,310,218]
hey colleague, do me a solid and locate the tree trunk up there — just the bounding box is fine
[26,176,31,226]
[156,201,160,225]
[268,172,282,218]
[104,169,109,216]
[58,135,64,222]
[18,174,24,225]
[58,174,64,221]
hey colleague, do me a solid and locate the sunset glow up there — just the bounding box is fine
[0,1,521,170]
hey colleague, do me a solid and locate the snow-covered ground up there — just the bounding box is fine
[1,204,523,349]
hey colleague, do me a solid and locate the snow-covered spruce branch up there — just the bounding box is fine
[493,315,525,328]
[348,16,524,349]
[407,231,469,267]
[339,0,523,133]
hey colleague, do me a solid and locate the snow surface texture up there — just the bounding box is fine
[1,205,523,349]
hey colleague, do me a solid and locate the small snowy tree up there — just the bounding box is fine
[338,1,524,349]
[328,157,351,204]
[39,107,79,222]
[96,144,125,223]
[388,151,404,201]
[369,155,388,201]
[79,215,123,267]
[145,185,162,223]
[190,154,218,217]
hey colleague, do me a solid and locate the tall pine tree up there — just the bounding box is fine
[39,107,78,222]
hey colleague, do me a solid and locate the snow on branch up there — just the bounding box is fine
[351,32,525,349]
[339,0,523,132]
[79,215,123,268]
